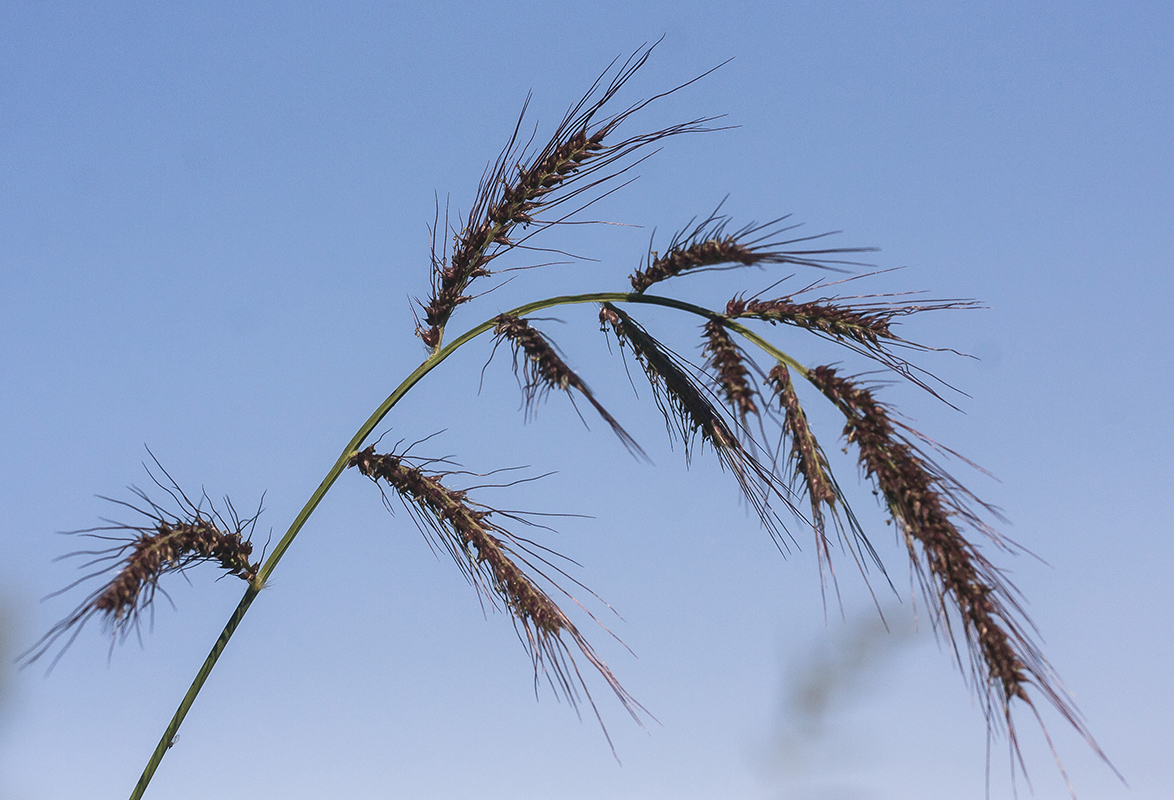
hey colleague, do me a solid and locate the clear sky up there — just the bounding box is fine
[2,3,1171,799]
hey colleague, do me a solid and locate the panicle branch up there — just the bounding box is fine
[763,363,884,601]
[805,365,1101,772]
[600,303,795,549]
[492,314,644,458]
[417,43,720,350]
[726,283,980,386]
[20,465,259,672]
[766,365,835,552]
[726,290,972,345]
[348,444,642,733]
[629,207,874,294]
[728,294,898,343]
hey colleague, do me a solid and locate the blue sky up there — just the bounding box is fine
[2,3,1171,799]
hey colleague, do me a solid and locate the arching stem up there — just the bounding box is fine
[128,290,800,799]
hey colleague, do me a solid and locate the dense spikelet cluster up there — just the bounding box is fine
[630,210,874,294]
[492,314,643,457]
[701,319,757,422]
[348,445,641,731]
[805,365,1093,761]
[417,44,719,349]
[20,468,259,671]
[601,303,794,548]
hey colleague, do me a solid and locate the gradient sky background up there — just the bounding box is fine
[2,3,1171,799]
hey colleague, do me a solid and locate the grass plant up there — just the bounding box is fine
[22,44,1117,798]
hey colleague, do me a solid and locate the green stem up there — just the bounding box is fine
[129,587,258,799]
[129,289,798,799]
